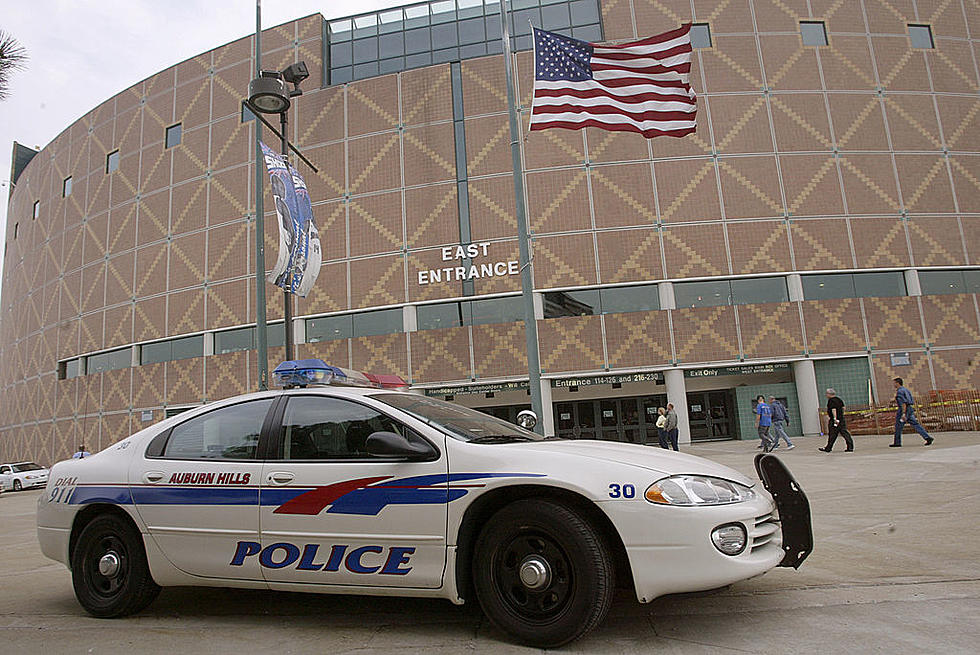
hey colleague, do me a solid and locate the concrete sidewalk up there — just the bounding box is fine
[1,432,978,654]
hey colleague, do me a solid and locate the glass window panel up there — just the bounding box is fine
[353,308,403,337]
[379,9,405,33]
[909,24,934,49]
[731,277,789,305]
[513,9,539,34]
[431,0,457,23]
[570,24,601,42]
[353,14,378,38]
[88,348,130,373]
[432,22,459,47]
[919,270,967,295]
[306,315,353,342]
[801,273,856,300]
[469,296,524,325]
[267,322,285,348]
[331,67,353,84]
[405,27,432,54]
[63,177,72,197]
[165,123,182,148]
[379,32,404,58]
[33,200,39,219]
[433,47,460,63]
[163,399,273,460]
[458,0,484,19]
[691,23,712,48]
[486,16,502,41]
[513,34,534,50]
[353,61,380,79]
[800,21,828,47]
[570,0,600,25]
[513,0,539,8]
[241,103,256,122]
[418,302,464,330]
[964,270,980,294]
[406,52,434,68]
[380,57,405,74]
[487,39,503,54]
[541,3,571,29]
[353,37,378,62]
[141,341,170,365]
[65,358,81,379]
[405,4,430,29]
[599,285,660,314]
[171,335,204,361]
[674,280,731,308]
[329,19,353,40]
[215,327,254,354]
[459,43,488,58]
[543,290,600,317]
[852,271,906,298]
[458,17,486,44]
[330,42,353,67]
[106,150,119,174]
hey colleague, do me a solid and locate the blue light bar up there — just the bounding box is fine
[272,359,340,387]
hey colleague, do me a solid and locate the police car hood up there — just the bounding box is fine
[513,440,754,486]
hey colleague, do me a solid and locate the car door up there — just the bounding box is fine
[130,397,275,580]
[258,393,448,589]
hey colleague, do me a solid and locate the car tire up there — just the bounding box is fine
[472,499,614,648]
[13,479,21,491]
[71,513,161,618]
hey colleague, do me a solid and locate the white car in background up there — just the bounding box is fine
[1,462,50,491]
[37,360,812,647]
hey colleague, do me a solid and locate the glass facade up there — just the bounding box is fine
[543,289,600,317]
[598,285,660,314]
[327,0,602,85]
[418,295,524,329]
[803,272,909,299]
[87,348,131,374]
[919,269,969,295]
[674,280,731,308]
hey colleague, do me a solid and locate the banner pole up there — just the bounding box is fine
[497,1,544,433]
[253,0,269,389]
[280,109,295,362]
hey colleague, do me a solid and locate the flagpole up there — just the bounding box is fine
[497,1,544,433]
[253,0,269,389]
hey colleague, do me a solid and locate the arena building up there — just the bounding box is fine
[3,0,980,463]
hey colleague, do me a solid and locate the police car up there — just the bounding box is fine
[37,360,812,647]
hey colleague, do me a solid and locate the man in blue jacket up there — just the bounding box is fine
[768,395,794,450]
[755,395,776,452]
[890,377,934,447]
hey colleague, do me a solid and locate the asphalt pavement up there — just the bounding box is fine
[1,432,978,654]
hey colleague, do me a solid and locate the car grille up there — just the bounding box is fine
[749,511,780,553]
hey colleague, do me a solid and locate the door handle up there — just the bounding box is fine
[144,471,164,483]
[268,472,295,484]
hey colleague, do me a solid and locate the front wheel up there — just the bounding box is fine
[71,514,160,618]
[13,479,22,491]
[472,499,614,648]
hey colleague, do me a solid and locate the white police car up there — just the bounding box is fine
[37,360,811,647]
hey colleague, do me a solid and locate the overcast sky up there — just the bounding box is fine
[0,0,406,299]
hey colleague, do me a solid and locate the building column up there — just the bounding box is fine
[665,368,691,444]
[539,378,554,437]
[904,269,922,296]
[793,359,821,437]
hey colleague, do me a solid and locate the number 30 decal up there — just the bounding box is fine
[608,483,636,499]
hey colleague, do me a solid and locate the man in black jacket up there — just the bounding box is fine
[819,388,854,452]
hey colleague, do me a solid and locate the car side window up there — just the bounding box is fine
[162,399,274,460]
[279,396,418,460]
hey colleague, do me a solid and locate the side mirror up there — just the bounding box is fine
[516,410,538,430]
[364,431,434,459]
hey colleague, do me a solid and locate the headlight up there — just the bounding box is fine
[645,475,756,506]
[26,475,38,479]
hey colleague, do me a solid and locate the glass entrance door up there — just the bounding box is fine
[686,390,735,441]
[555,395,664,442]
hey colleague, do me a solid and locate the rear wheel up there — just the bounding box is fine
[13,479,22,491]
[71,514,160,617]
[472,499,614,648]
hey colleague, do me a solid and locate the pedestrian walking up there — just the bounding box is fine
[768,395,794,449]
[655,407,669,449]
[890,377,934,447]
[755,395,776,452]
[664,403,679,451]
[819,388,853,452]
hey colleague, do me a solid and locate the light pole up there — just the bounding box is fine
[247,62,310,362]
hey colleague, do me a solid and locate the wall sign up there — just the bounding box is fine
[424,380,530,397]
[140,410,154,423]
[685,363,790,378]
[417,242,520,285]
[552,372,664,388]
[890,352,911,366]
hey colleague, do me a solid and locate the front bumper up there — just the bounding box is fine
[22,477,48,489]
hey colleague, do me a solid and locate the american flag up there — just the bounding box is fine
[529,24,697,139]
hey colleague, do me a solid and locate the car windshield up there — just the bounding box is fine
[13,463,42,472]
[373,393,545,442]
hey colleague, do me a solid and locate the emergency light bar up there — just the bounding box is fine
[272,359,409,390]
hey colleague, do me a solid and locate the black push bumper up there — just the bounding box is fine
[753,453,813,569]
